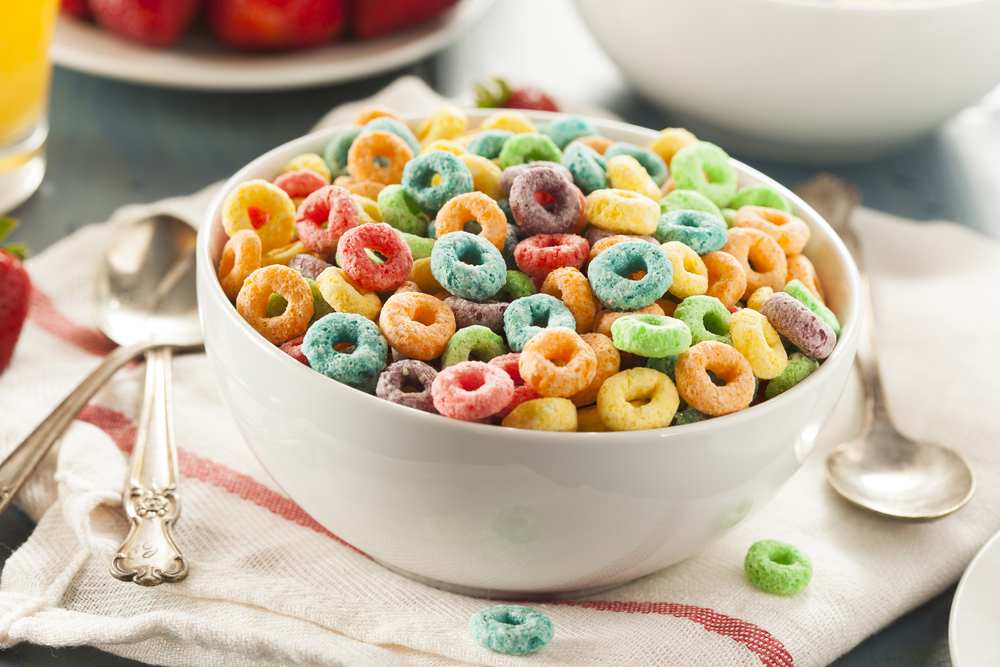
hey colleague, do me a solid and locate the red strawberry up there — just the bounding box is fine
[473,78,559,113]
[60,0,89,19]
[352,0,460,40]
[88,0,201,46]
[207,0,346,49]
[0,218,30,375]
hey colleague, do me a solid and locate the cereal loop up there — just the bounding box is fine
[588,241,673,312]
[674,295,733,345]
[421,139,466,156]
[730,309,788,380]
[610,314,692,358]
[430,231,507,301]
[597,367,680,431]
[606,155,661,201]
[468,605,554,655]
[720,227,787,300]
[787,253,825,303]
[670,142,738,207]
[674,341,755,416]
[337,222,413,292]
[459,153,505,200]
[745,540,813,595]
[662,241,709,299]
[649,127,698,166]
[733,206,810,255]
[701,251,747,310]
[222,179,296,252]
[376,359,438,413]
[218,230,262,301]
[315,266,382,321]
[417,104,468,145]
[760,292,836,359]
[572,135,614,154]
[502,398,578,431]
[274,169,329,200]
[302,312,387,391]
[585,189,659,235]
[591,303,664,337]
[353,105,404,125]
[519,327,598,398]
[541,267,597,334]
[295,184,360,256]
[432,361,514,421]
[503,293,577,352]
[262,241,309,267]
[514,234,590,279]
[435,191,508,252]
[347,130,414,186]
[747,286,774,312]
[236,265,314,345]
[509,166,581,236]
[479,111,536,134]
[488,353,542,417]
[379,292,456,360]
[281,153,331,182]
[441,325,506,368]
[570,333,621,407]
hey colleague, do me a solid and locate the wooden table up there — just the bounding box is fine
[2,0,992,663]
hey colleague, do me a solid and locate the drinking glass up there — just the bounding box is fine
[0,0,59,214]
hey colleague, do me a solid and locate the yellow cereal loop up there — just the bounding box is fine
[662,241,709,299]
[597,367,680,431]
[730,309,788,380]
[649,128,698,167]
[479,110,536,134]
[421,139,466,156]
[502,398,578,431]
[584,189,659,235]
[458,153,505,201]
[352,195,383,223]
[577,405,611,432]
[281,153,332,183]
[747,286,774,312]
[417,104,468,145]
[315,266,382,321]
[222,179,296,252]
[408,257,444,294]
[606,155,662,201]
[262,241,309,267]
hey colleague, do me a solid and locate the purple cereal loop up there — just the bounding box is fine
[500,161,572,194]
[376,359,439,413]
[584,227,658,247]
[288,254,332,280]
[761,292,836,359]
[509,167,582,236]
[444,296,509,335]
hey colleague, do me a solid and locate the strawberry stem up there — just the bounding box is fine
[0,217,29,260]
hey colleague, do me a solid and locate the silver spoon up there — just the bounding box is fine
[795,174,975,520]
[0,214,202,583]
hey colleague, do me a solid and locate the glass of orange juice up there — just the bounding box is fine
[0,0,59,214]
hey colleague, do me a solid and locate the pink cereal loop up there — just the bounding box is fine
[274,169,330,199]
[432,361,515,421]
[295,185,361,255]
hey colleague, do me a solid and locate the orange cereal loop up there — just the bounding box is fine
[262,241,309,267]
[408,257,444,294]
[347,180,386,200]
[662,241,709,299]
[353,105,404,125]
[347,130,414,185]
[421,139,466,156]
[747,286,774,312]
[393,280,422,295]
[597,367,680,431]
[786,253,825,303]
[570,135,614,155]
[519,327,598,398]
[701,251,747,309]
[542,267,598,334]
[222,179,296,252]
[655,298,678,317]
[674,341,755,417]
[733,206,811,256]
[315,266,382,321]
[378,292,456,360]
[236,265,314,346]
[281,153,331,183]
[459,154,505,201]
[649,127,698,167]
[571,332,621,407]
[592,303,665,338]
[218,230,262,301]
[434,191,508,252]
[720,227,787,300]
[334,175,354,187]
[479,110,535,134]
[417,104,467,145]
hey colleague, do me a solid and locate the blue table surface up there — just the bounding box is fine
[3,0,993,664]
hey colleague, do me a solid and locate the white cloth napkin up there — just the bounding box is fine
[3,77,1000,667]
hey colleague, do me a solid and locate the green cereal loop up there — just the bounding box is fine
[722,208,737,228]
[266,293,287,318]
[377,184,430,236]
[646,354,678,379]
[674,295,733,346]
[765,352,820,399]
[611,314,692,358]
[495,270,537,302]
[744,539,813,595]
[498,132,562,170]
[400,232,434,259]
[469,605,554,655]
[673,405,708,425]
[659,189,724,220]
[307,278,333,325]
[730,186,793,213]
[323,127,363,178]
[671,142,738,208]
[784,279,841,336]
[441,325,506,368]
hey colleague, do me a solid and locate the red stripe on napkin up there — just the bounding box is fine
[76,403,365,556]
[556,601,793,667]
[28,287,117,357]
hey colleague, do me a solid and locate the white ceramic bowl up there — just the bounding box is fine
[573,0,1000,162]
[196,110,862,598]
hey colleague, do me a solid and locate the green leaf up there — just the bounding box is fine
[0,217,16,243]
[3,243,29,260]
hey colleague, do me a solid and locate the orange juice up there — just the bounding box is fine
[0,0,59,146]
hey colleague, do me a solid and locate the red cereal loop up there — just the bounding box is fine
[295,185,360,256]
[514,234,590,279]
[432,361,515,421]
[338,222,414,292]
[279,334,310,366]
[489,353,541,418]
[273,169,329,199]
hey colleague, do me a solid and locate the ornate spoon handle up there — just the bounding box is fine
[111,346,188,586]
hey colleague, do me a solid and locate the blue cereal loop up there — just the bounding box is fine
[467,129,514,159]
[361,116,421,156]
[469,605,554,655]
[302,312,387,390]
[562,141,608,195]
[323,127,363,178]
[654,210,728,254]
[538,115,600,149]
[503,293,576,352]
[588,241,673,311]
[430,231,506,301]
[402,150,474,216]
[604,142,669,186]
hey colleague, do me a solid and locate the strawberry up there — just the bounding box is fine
[0,218,30,375]
[352,0,461,40]
[207,0,346,50]
[474,78,559,113]
[60,0,89,19]
[88,0,201,46]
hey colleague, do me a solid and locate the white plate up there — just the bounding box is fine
[950,529,1000,666]
[51,0,494,90]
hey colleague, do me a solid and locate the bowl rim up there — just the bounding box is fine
[197,108,863,446]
